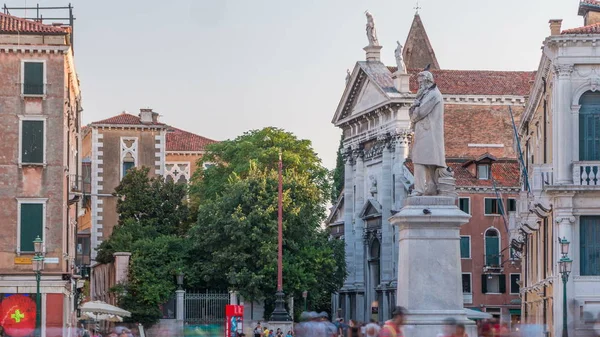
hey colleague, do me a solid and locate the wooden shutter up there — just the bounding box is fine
[20,203,43,252]
[485,199,493,214]
[579,92,600,161]
[460,237,470,258]
[21,120,44,164]
[459,198,470,214]
[581,216,600,276]
[499,274,507,293]
[481,274,488,294]
[24,62,44,95]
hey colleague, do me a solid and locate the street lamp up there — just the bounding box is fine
[558,237,573,337]
[32,236,44,337]
[302,291,308,311]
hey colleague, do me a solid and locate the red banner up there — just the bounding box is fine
[225,305,244,337]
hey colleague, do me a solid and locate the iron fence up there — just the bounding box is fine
[184,291,229,325]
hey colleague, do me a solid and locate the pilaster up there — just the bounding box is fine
[343,150,356,287]
[381,140,394,282]
[354,150,366,290]
[553,64,574,184]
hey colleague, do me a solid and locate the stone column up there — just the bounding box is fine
[390,196,475,337]
[380,140,393,321]
[393,135,410,281]
[176,289,185,322]
[343,152,356,287]
[353,150,366,321]
[554,193,576,337]
[553,64,574,184]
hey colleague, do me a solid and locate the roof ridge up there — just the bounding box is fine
[0,12,67,35]
[562,22,600,34]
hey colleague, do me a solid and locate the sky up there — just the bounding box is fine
[4,0,582,169]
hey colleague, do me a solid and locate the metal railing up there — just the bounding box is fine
[484,254,503,268]
[184,291,229,325]
[69,174,91,194]
[573,161,600,186]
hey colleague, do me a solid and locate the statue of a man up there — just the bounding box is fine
[394,41,406,74]
[365,11,379,46]
[409,70,446,196]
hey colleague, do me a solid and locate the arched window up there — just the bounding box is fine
[485,228,500,266]
[579,91,600,161]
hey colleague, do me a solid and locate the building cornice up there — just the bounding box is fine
[166,151,206,155]
[91,124,166,131]
[0,44,69,54]
[457,186,521,193]
[520,54,551,132]
[442,95,527,106]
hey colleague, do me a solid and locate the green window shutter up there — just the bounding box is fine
[481,274,488,294]
[20,203,43,252]
[581,216,600,276]
[579,91,600,161]
[24,62,44,95]
[485,199,493,214]
[499,274,507,294]
[459,198,470,214]
[460,237,470,258]
[21,120,44,164]
[485,237,500,266]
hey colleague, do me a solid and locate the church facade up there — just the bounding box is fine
[328,12,532,324]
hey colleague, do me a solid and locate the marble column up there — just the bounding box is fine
[343,153,356,287]
[381,141,394,283]
[553,64,574,184]
[393,136,410,281]
[354,150,366,321]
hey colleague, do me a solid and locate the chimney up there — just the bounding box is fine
[579,1,600,26]
[139,108,158,123]
[549,19,563,36]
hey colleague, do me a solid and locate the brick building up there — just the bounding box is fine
[326,12,531,324]
[77,109,216,302]
[0,11,82,336]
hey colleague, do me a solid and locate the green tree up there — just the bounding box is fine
[96,167,192,326]
[187,127,345,318]
[330,134,345,203]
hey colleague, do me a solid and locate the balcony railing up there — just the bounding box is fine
[463,293,473,304]
[573,161,600,186]
[484,254,503,269]
[531,164,553,190]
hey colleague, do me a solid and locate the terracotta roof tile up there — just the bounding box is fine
[404,160,520,188]
[165,127,217,152]
[406,68,534,96]
[90,112,165,126]
[562,23,600,34]
[0,12,67,35]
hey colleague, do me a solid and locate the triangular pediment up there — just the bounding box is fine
[359,198,382,219]
[331,63,393,126]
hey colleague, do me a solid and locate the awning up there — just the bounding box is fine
[465,308,492,320]
[83,312,123,322]
[509,309,521,315]
[80,301,131,317]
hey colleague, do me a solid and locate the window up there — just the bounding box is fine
[580,216,600,275]
[203,162,216,170]
[507,198,517,212]
[460,236,471,259]
[22,61,45,95]
[510,274,520,294]
[122,155,135,177]
[17,199,46,253]
[20,118,45,165]
[462,273,472,294]
[484,198,504,215]
[477,164,490,180]
[481,274,506,294]
[459,197,470,214]
[485,228,501,266]
[579,91,600,161]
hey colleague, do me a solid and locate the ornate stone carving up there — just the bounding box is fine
[365,11,379,46]
[591,77,600,92]
[346,69,351,83]
[436,167,457,199]
[555,216,575,224]
[369,175,378,197]
[553,64,574,79]
[165,162,190,184]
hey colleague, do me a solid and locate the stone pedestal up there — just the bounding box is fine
[389,196,475,337]
[364,45,383,62]
[392,72,411,93]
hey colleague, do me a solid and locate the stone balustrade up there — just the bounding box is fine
[573,161,600,186]
[531,164,553,190]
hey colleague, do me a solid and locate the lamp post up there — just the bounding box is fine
[302,291,308,312]
[177,272,184,290]
[32,236,44,337]
[558,237,573,337]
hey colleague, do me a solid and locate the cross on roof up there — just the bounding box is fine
[414,1,421,14]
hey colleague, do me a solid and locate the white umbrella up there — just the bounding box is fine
[83,312,123,322]
[80,301,131,318]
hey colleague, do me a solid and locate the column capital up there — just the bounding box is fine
[553,64,574,78]
[555,216,575,224]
